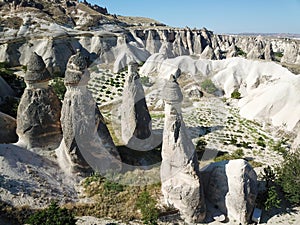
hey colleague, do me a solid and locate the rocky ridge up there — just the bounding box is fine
[0,0,299,75]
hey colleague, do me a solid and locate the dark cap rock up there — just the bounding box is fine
[64,50,89,86]
[25,52,51,83]
[161,76,183,103]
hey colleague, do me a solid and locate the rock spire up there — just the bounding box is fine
[120,62,156,150]
[56,49,120,176]
[16,52,62,149]
[160,76,206,223]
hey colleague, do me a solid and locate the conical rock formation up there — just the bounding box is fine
[160,76,206,223]
[56,50,120,176]
[16,52,62,149]
[121,62,158,150]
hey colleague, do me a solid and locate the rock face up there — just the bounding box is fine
[247,41,264,60]
[121,62,154,150]
[264,42,275,61]
[56,50,120,175]
[201,159,258,224]
[16,52,62,149]
[226,44,238,58]
[281,41,300,64]
[0,112,18,144]
[200,45,216,60]
[160,77,206,223]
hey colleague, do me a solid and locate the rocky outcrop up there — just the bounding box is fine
[246,41,264,60]
[56,50,120,176]
[281,41,300,64]
[226,43,238,58]
[16,52,62,149]
[200,45,216,60]
[264,42,275,61]
[201,159,258,224]
[0,112,18,144]
[160,76,206,223]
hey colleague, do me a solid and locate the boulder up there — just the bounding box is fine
[16,52,62,149]
[0,112,18,143]
[201,159,258,224]
[161,76,206,223]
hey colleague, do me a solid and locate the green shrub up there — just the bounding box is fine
[274,52,284,62]
[140,76,152,87]
[236,47,247,57]
[200,79,218,94]
[103,180,124,193]
[276,151,300,205]
[257,166,281,210]
[196,138,207,152]
[136,191,159,225]
[231,89,241,99]
[26,201,77,225]
[231,148,244,158]
[22,65,27,72]
[257,137,266,148]
[272,139,288,156]
[264,186,281,210]
[262,166,276,188]
[50,77,66,101]
[274,52,283,58]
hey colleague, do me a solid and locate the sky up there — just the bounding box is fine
[88,0,300,34]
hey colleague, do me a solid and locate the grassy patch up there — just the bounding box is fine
[26,201,77,225]
[214,149,244,162]
[200,78,218,94]
[72,175,162,222]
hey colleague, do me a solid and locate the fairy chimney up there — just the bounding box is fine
[16,52,62,149]
[160,76,206,223]
[56,50,120,176]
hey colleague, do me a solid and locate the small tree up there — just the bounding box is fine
[276,151,300,205]
[264,186,281,210]
[50,77,66,101]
